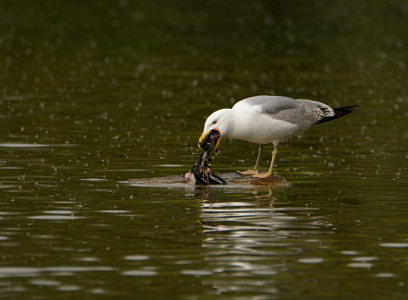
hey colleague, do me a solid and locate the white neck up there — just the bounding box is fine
[221,109,236,138]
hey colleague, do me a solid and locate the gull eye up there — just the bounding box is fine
[212,120,217,125]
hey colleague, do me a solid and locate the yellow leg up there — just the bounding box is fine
[253,143,278,178]
[237,144,263,176]
[254,144,263,171]
[268,144,278,174]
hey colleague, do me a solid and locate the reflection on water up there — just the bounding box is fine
[0,266,115,277]
[200,198,325,295]
[0,184,408,297]
[0,143,50,148]
[28,215,83,220]
[380,243,408,248]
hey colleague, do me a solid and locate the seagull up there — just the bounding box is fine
[198,95,357,178]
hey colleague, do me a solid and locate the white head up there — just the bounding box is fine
[198,108,233,151]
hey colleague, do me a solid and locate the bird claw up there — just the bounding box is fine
[236,169,259,176]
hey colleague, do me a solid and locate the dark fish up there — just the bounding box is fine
[191,129,226,185]
[199,129,221,152]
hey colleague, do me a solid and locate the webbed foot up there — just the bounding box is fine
[252,172,273,179]
[236,169,258,176]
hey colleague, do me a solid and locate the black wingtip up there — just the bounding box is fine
[315,105,358,125]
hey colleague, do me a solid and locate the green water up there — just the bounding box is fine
[1,0,407,298]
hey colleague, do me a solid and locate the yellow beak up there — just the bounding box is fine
[198,132,207,148]
[198,130,222,153]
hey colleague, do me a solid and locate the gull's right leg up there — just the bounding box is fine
[236,144,263,176]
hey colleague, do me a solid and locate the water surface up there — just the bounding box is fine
[0,0,407,298]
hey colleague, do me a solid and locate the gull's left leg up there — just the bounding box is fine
[253,142,278,178]
[237,144,263,176]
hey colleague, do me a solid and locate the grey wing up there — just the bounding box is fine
[296,99,335,118]
[235,95,334,129]
[264,98,334,130]
[236,95,298,114]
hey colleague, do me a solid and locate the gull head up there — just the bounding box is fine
[198,109,231,152]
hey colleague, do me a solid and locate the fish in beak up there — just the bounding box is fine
[187,129,225,185]
[198,129,221,153]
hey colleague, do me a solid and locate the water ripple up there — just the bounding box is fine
[124,255,149,261]
[0,143,50,148]
[28,215,83,220]
[121,270,157,276]
[380,243,408,248]
[199,200,326,295]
